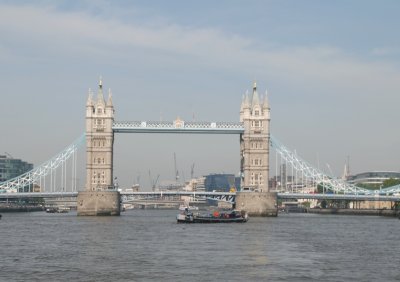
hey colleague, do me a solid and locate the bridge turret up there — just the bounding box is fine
[240,91,251,122]
[86,88,94,117]
[262,90,271,132]
[106,88,113,107]
[262,89,269,110]
[106,88,114,116]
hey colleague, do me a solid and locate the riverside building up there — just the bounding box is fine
[0,155,33,191]
[347,171,400,187]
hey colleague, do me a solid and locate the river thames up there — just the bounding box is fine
[1,210,399,282]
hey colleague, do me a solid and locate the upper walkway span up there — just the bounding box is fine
[112,121,244,134]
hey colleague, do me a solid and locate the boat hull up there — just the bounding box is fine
[177,211,248,223]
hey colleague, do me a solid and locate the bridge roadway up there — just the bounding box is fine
[1,191,400,202]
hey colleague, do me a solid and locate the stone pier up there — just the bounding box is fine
[235,192,278,217]
[77,191,120,216]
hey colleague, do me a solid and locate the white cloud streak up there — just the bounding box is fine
[1,3,399,92]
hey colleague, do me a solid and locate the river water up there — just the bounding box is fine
[1,210,399,282]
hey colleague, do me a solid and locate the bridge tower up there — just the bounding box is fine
[77,79,120,216]
[237,82,276,216]
[240,82,270,192]
[85,78,114,191]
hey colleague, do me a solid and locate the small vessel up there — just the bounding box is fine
[46,206,69,213]
[177,210,248,223]
[46,208,57,213]
[179,204,199,211]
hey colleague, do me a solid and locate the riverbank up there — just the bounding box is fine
[307,208,399,217]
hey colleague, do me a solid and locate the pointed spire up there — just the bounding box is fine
[263,89,269,109]
[86,88,93,106]
[244,90,250,108]
[251,81,260,107]
[97,76,105,105]
[240,94,245,111]
[106,88,113,107]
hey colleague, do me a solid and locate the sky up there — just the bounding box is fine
[1,0,399,190]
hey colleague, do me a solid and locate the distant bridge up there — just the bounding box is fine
[3,131,400,197]
[1,191,399,203]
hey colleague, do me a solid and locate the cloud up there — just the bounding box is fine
[2,2,399,91]
[371,47,400,56]
[1,2,400,184]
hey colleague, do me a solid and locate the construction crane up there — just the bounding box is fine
[190,163,195,179]
[148,170,160,192]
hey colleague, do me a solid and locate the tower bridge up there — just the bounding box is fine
[1,79,400,216]
[79,79,272,215]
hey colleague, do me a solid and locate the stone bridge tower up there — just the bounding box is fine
[236,82,276,216]
[77,79,120,216]
[85,79,114,191]
[240,82,270,192]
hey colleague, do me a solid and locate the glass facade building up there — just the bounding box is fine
[204,174,236,192]
[0,155,33,183]
[347,171,400,187]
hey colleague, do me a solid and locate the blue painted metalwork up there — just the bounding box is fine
[112,121,244,134]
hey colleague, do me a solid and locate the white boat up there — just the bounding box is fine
[179,204,199,211]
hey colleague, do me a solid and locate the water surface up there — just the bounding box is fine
[1,210,399,281]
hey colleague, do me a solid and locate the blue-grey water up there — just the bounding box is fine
[1,210,399,282]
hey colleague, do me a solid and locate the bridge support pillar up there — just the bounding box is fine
[77,191,120,216]
[235,192,277,217]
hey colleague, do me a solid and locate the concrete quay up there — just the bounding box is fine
[306,208,399,217]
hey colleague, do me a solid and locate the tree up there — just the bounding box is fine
[382,178,400,188]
